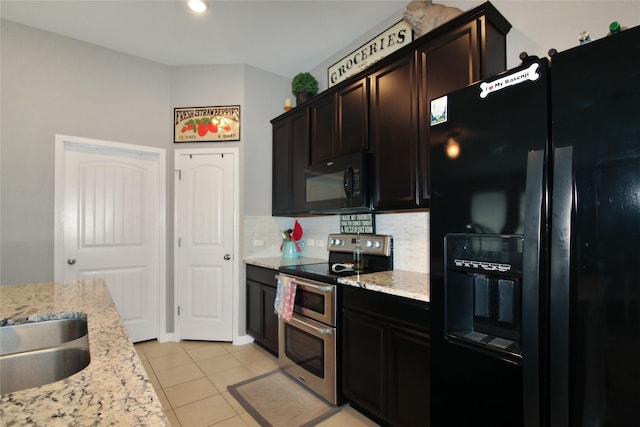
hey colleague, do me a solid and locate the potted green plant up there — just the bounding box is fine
[291,72,319,106]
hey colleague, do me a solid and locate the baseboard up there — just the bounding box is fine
[234,334,255,346]
[155,333,252,345]
[158,332,177,343]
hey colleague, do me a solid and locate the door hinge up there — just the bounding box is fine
[175,169,182,180]
[178,237,182,248]
[177,306,181,316]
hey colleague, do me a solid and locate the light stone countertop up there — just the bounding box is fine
[0,280,169,426]
[245,257,429,302]
[244,256,327,270]
[338,270,430,303]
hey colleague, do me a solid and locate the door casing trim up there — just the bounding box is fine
[173,147,240,343]
[54,134,168,341]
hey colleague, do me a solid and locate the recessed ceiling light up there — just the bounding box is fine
[188,0,207,13]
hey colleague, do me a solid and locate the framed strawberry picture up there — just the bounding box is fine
[174,105,240,142]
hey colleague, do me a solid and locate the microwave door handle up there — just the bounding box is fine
[343,165,353,200]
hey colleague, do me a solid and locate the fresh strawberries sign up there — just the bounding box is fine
[174,105,240,142]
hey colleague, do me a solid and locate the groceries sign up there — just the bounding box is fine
[328,20,413,88]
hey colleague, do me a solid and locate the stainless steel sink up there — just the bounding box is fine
[0,316,91,394]
[0,347,90,394]
[0,317,88,356]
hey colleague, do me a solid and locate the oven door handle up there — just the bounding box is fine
[297,282,334,293]
[287,314,333,335]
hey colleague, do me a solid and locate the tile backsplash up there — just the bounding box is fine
[242,212,429,274]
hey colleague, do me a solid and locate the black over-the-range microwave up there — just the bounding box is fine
[304,152,371,213]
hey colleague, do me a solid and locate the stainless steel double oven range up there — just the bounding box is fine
[278,233,393,405]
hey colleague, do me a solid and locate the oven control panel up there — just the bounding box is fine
[327,233,392,257]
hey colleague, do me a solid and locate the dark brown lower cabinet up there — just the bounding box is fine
[246,265,278,355]
[342,286,430,426]
[388,326,430,427]
[342,310,386,418]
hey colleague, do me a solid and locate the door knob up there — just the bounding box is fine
[224,254,231,260]
[67,257,76,265]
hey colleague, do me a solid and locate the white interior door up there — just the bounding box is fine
[175,150,235,341]
[54,135,165,343]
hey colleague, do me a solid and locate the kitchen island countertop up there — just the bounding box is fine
[0,280,168,426]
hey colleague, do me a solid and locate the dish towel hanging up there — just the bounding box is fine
[274,275,297,321]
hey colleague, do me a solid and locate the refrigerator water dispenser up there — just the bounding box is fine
[444,233,523,364]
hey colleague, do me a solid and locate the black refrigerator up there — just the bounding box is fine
[429,26,640,426]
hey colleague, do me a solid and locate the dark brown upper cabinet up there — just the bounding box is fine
[310,78,368,164]
[272,2,511,216]
[271,106,309,216]
[309,92,335,163]
[372,4,510,211]
[369,54,420,211]
[417,14,509,206]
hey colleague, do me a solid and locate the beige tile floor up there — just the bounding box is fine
[134,340,379,427]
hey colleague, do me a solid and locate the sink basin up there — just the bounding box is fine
[0,347,91,394]
[0,317,88,356]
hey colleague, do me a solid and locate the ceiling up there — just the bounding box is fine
[0,0,408,78]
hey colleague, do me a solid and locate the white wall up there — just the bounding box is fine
[0,20,172,285]
[243,65,291,216]
[169,64,288,335]
[0,21,289,284]
[491,0,638,70]
[0,21,289,339]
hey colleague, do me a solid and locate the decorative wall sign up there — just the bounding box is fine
[328,20,413,88]
[340,213,375,234]
[174,105,240,142]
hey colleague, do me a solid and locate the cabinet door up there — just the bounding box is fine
[311,79,367,164]
[342,309,386,419]
[289,108,309,213]
[418,20,480,203]
[246,280,261,339]
[370,54,419,211]
[337,78,368,155]
[261,284,278,354]
[271,108,309,215]
[388,326,431,427]
[310,93,336,164]
[272,120,290,215]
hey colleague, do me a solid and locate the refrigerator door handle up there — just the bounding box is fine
[522,149,545,427]
[549,145,573,427]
